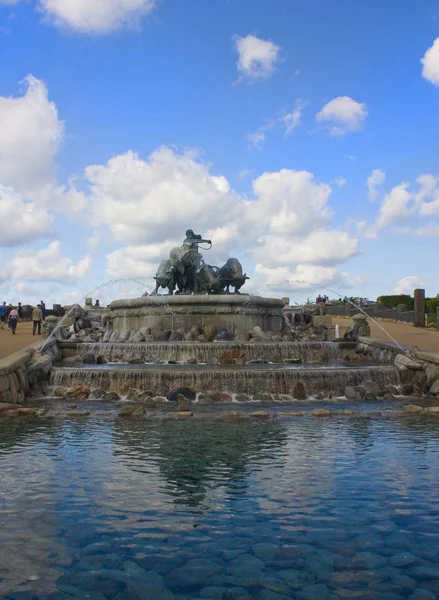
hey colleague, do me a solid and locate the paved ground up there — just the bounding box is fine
[0,321,42,360]
[334,317,439,352]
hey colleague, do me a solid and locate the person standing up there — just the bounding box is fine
[8,307,19,335]
[40,300,46,319]
[32,304,43,335]
[17,302,23,320]
[0,302,8,330]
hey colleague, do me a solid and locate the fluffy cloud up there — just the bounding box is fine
[283,101,304,135]
[235,34,280,81]
[394,276,428,295]
[367,169,386,201]
[38,0,156,34]
[248,131,266,149]
[316,96,368,135]
[367,173,439,236]
[249,168,332,236]
[252,230,358,269]
[76,148,358,288]
[421,38,439,86]
[86,147,241,245]
[0,184,53,246]
[10,241,91,283]
[0,75,64,199]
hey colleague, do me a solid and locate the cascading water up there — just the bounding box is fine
[75,340,343,364]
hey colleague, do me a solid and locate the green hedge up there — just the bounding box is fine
[377,295,415,310]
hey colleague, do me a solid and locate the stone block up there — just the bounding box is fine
[0,375,10,394]
[312,316,333,327]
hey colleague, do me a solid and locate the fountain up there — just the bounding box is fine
[47,229,400,404]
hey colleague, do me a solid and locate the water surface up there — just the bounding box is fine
[1,415,439,599]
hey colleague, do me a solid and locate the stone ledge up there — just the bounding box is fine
[110,295,284,310]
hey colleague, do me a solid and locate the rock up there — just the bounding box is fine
[387,385,399,395]
[408,590,437,600]
[312,409,331,416]
[297,583,330,600]
[215,327,234,341]
[131,331,146,343]
[345,386,365,400]
[430,380,439,395]
[166,558,222,590]
[167,387,196,402]
[177,411,193,418]
[153,396,168,406]
[401,383,414,396]
[199,586,228,598]
[101,391,120,402]
[390,552,419,567]
[285,358,302,364]
[226,553,264,578]
[65,385,91,399]
[203,325,217,342]
[425,406,439,414]
[184,325,203,341]
[365,392,377,401]
[96,356,108,365]
[395,354,423,370]
[186,358,197,364]
[169,329,185,341]
[404,404,424,413]
[155,329,172,341]
[234,329,250,342]
[393,575,416,591]
[252,542,279,561]
[16,408,36,416]
[365,381,381,395]
[128,356,144,364]
[217,411,247,421]
[118,405,144,417]
[250,411,270,419]
[176,395,189,411]
[222,588,252,600]
[220,350,246,364]
[82,352,96,364]
[66,411,90,417]
[0,402,17,413]
[292,381,307,400]
[118,330,132,342]
[235,394,251,402]
[207,391,233,403]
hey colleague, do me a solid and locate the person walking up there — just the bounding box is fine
[32,304,43,335]
[8,307,19,334]
[17,302,23,320]
[0,302,8,330]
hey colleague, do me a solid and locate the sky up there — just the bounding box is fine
[0,0,439,307]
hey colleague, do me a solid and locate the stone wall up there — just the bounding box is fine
[285,304,415,324]
[0,337,61,405]
[356,336,439,396]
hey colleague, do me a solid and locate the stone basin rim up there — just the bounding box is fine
[110,294,285,310]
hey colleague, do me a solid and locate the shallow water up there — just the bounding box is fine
[1,415,439,599]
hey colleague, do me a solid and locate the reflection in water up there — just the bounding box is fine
[113,419,289,508]
[0,415,439,599]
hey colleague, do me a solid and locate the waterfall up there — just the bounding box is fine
[51,364,399,399]
[76,341,343,365]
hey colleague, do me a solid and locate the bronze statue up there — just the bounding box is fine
[152,230,249,295]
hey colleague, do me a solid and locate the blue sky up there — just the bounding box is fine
[0,0,439,306]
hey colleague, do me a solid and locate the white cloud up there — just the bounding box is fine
[333,177,347,187]
[345,155,357,161]
[85,147,240,245]
[421,38,439,86]
[283,100,304,134]
[316,96,368,135]
[248,131,266,149]
[106,243,171,280]
[0,75,64,199]
[249,168,332,236]
[414,222,439,236]
[255,264,343,293]
[10,241,91,283]
[252,229,359,268]
[235,34,280,81]
[375,183,413,230]
[0,184,53,246]
[38,0,156,34]
[394,276,428,295]
[367,168,386,201]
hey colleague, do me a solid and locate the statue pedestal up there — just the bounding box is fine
[107,295,285,335]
